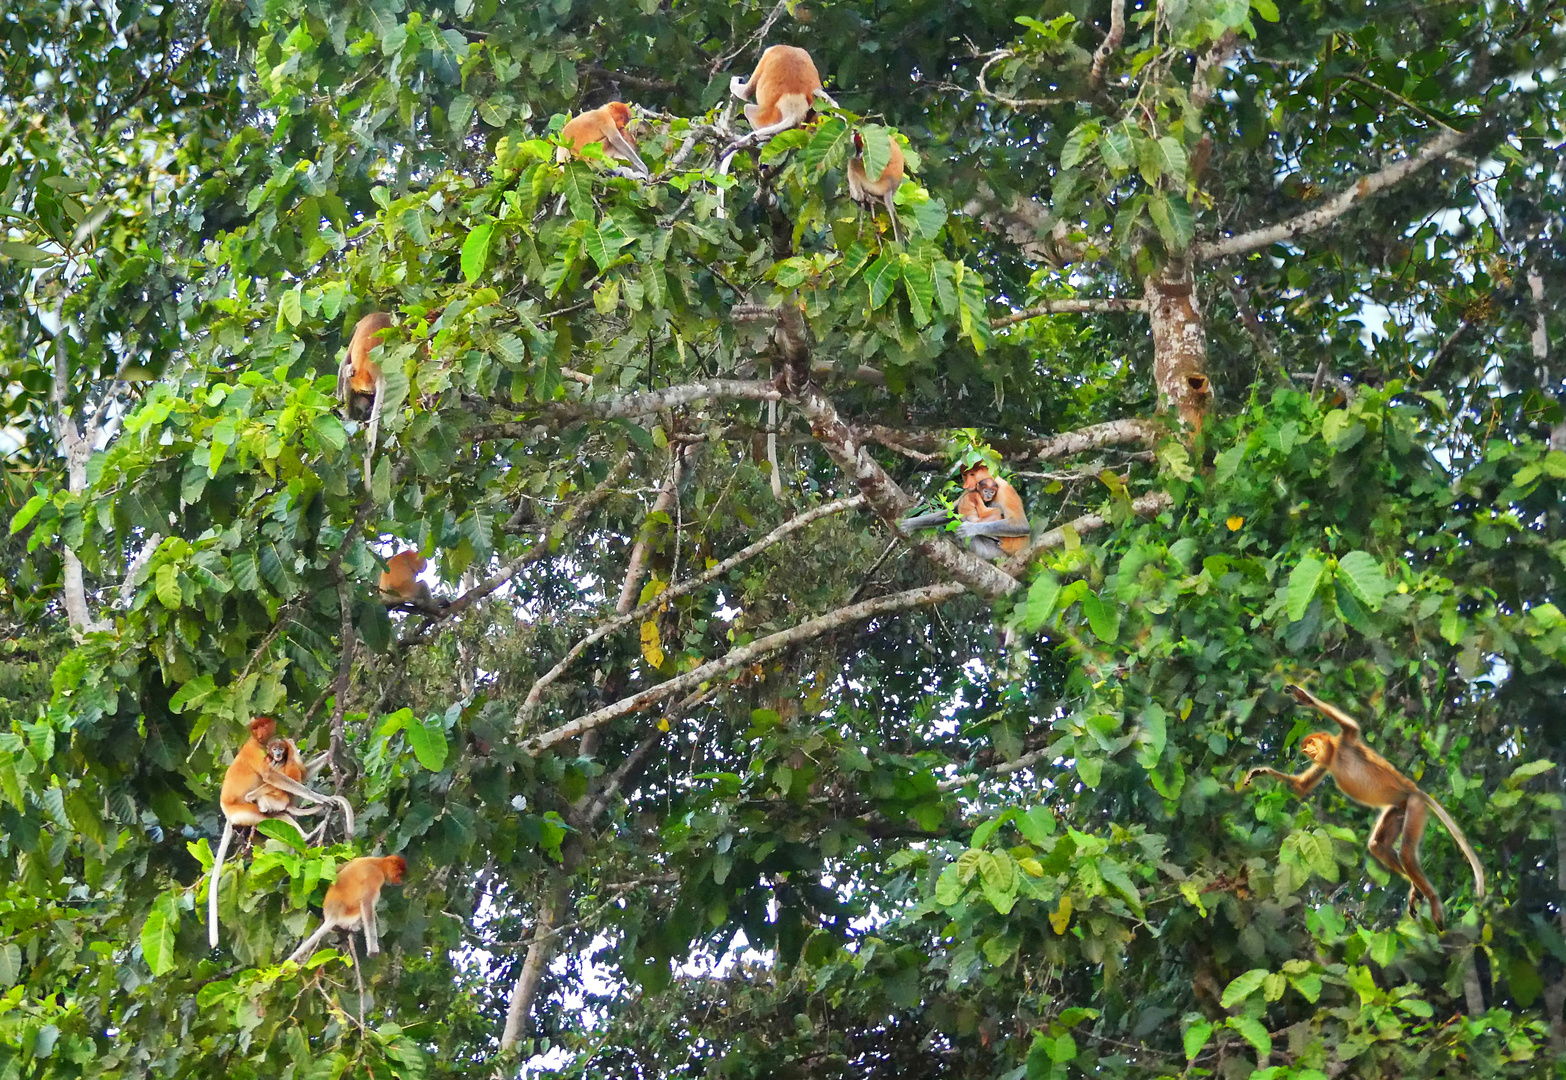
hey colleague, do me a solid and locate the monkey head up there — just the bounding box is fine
[604,101,631,130]
[1300,732,1335,766]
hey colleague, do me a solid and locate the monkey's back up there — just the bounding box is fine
[749,46,822,126]
[1330,740,1419,806]
[344,312,394,396]
[848,136,905,199]
[322,858,388,925]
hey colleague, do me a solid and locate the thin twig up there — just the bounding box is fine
[522,496,864,718]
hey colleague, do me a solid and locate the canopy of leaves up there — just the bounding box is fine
[2,0,1565,1077]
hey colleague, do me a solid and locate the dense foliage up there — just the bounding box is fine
[2,0,1565,1076]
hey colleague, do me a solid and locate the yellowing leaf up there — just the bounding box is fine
[1049,894,1073,934]
[1226,516,1244,531]
[639,621,664,668]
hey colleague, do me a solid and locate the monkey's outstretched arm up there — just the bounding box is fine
[253,770,356,839]
[1286,683,1362,742]
[897,509,954,534]
[955,517,1031,540]
[1244,763,1329,798]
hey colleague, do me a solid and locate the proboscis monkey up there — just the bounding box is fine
[898,464,1031,559]
[287,854,409,965]
[337,312,394,488]
[559,102,649,178]
[251,737,305,815]
[378,549,444,610]
[729,45,838,137]
[208,717,356,949]
[1245,684,1486,929]
[847,129,904,242]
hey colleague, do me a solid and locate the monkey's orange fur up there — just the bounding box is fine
[341,312,393,412]
[288,855,409,963]
[1246,684,1486,929]
[560,103,649,176]
[730,46,835,136]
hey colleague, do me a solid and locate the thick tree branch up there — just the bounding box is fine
[1089,0,1127,89]
[518,487,1177,757]
[1192,119,1487,261]
[1015,419,1164,462]
[974,48,1072,110]
[563,378,781,419]
[855,419,1162,464]
[613,443,697,615]
[1001,491,1173,576]
[789,378,1021,597]
[992,296,1147,329]
[524,496,865,719]
[517,583,964,756]
[962,185,1080,266]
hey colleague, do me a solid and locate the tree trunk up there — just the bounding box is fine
[498,880,569,1051]
[1144,261,1213,428]
[614,442,698,615]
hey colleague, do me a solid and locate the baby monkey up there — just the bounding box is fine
[1245,683,1485,929]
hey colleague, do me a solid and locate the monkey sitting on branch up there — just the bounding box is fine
[898,461,1031,559]
[1244,683,1485,929]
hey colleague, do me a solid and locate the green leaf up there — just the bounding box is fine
[1059,121,1100,170]
[1335,550,1389,612]
[168,674,217,713]
[1289,972,1322,1002]
[1227,1015,1271,1059]
[278,289,303,328]
[858,126,895,183]
[934,864,964,905]
[405,716,450,772]
[902,258,935,326]
[561,164,594,220]
[1287,555,1326,621]
[1507,759,1555,786]
[1097,858,1143,914]
[1016,805,1056,845]
[1080,589,1120,642]
[1219,967,1269,1008]
[1101,122,1135,173]
[301,1053,350,1080]
[1023,572,1062,631]
[0,241,57,265]
[155,563,182,609]
[971,810,1012,849]
[9,493,46,535]
[864,256,902,310]
[0,944,20,987]
[140,894,178,976]
[1148,192,1194,252]
[1183,1018,1213,1060]
[462,222,495,283]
